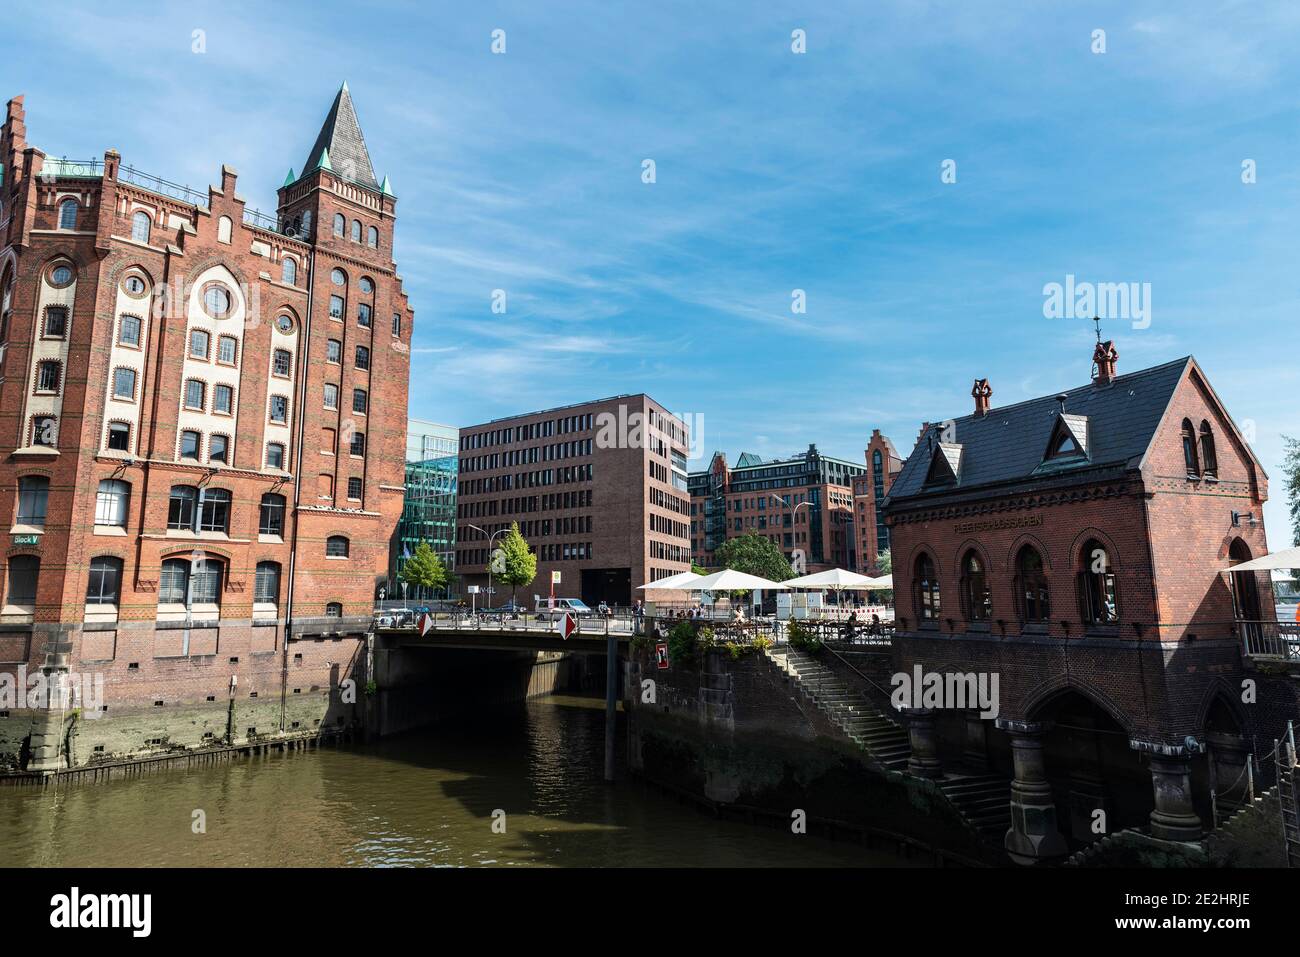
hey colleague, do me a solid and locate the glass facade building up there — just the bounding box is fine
[390,420,459,599]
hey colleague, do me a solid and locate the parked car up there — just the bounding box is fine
[534,598,595,620]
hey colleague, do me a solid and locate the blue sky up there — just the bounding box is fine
[3,0,1297,544]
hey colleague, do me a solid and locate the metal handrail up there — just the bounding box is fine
[1239,619,1300,661]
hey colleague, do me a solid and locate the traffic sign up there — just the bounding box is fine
[551,571,562,584]
[557,612,577,640]
[419,613,433,636]
[655,642,669,669]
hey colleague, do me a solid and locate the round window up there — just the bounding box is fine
[275,315,294,334]
[202,284,231,318]
[49,264,74,287]
[331,269,346,286]
[359,277,373,294]
[123,274,148,297]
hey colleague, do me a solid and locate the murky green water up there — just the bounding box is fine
[0,696,909,867]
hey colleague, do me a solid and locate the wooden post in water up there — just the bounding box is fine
[604,629,617,782]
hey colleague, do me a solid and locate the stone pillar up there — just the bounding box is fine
[1148,754,1204,842]
[962,712,988,770]
[999,719,1067,864]
[27,649,71,774]
[904,707,943,779]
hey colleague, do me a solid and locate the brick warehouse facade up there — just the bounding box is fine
[456,395,692,607]
[689,444,866,574]
[881,341,1291,862]
[851,429,903,575]
[0,86,413,772]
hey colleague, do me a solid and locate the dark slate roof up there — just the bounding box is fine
[303,83,380,191]
[886,356,1191,504]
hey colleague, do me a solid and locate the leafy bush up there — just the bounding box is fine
[787,621,823,653]
[667,621,698,666]
[751,635,774,651]
[696,626,716,652]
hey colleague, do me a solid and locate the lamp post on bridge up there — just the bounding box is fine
[467,524,509,610]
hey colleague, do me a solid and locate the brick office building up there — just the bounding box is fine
[0,86,413,772]
[851,429,903,575]
[689,445,865,574]
[455,395,691,607]
[882,341,1287,862]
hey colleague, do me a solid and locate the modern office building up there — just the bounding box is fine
[689,444,866,573]
[455,395,691,607]
[0,86,414,770]
[390,419,458,599]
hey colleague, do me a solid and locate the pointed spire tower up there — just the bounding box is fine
[276,83,397,250]
[301,81,379,190]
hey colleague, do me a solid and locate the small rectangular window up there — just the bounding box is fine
[36,361,60,393]
[209,434,229,464]
[347,477,362,500]
[326,340,341,363]
[358,303,371,327]
[323,383,338,409]
[217,336,237,364]
[180,430,201,460]
[352,389,367,414]
[329,295,344,319]
[355,345,369,370]
[184,379,205,410]
[119,314,141,347]
[273,349,292,377]
[350,432,366,457]
[44,306,67,339]
[189,329,210,359]
[113,367,136,400]
[269,395,288,424]
[391,313,401,337]
[266,443,285,470]
[213,384,233,414]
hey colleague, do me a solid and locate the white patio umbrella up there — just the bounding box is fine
[690,569,791,592]
[784,568,874,589]
[1222,546,1300,573]
[846,574,893,590]
[636,571,705,590]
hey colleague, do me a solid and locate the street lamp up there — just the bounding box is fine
[769,494,812,564]
[467,524,510,610]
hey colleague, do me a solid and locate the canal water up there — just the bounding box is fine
[0,695,911,867]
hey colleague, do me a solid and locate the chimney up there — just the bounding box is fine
[971,378,992,416]
[1093,340,1118,385]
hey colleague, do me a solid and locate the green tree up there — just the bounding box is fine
[400,541,447,597]
[495,522,537,605]
[1283,435,1300,546]
[691,562,708,576]
[874,548,893,603]
[713,532,793,582]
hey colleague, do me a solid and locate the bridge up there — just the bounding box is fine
[374,610,636,654]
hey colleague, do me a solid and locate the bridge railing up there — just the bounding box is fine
[375,608,637,637]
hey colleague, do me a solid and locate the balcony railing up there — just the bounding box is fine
[1240,620,1300,661]
[38,157,281,233]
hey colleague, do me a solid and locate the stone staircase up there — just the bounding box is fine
[768,646,911,771]
[937,774,1013,844]
[768,645,1013,848]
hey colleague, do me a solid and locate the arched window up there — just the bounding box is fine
[58,199,78,230]
[167,485,198,530]
[351,219,362,242]
[95,479,130,527]
[326,535,350,558]
[259,492,285,537]
[333,213,345,237]
[1229,538,1261,622]
[960,551,991,621]
[5,555,40,607]
[254,561,281,606]
[325,601,343,617]
[367,225,379,248]
[86,557,123,605]
[159,556,223,607]
[17,476,49,527]
[1181,418,1200,476]
[131,211,151,243]
[914,553,940,621]
[217,215,232,244]
[1079,539,1119,626]
[198,489,231,533]
[1199,421,1218,478]
[281,257,297,285]
[1015,546,1050,623]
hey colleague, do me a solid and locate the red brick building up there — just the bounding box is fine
[851,429,903,574]
[883,341,1287,861]
[689,445,865,574]
[455,395,692,607]
[0,86,413,771]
